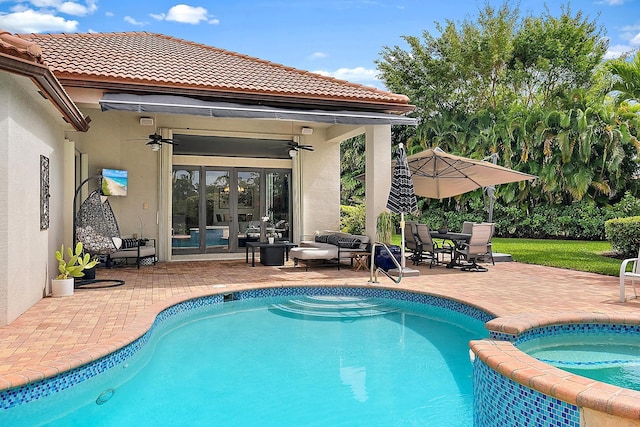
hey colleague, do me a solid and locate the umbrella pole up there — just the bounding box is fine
[400,213,406,269]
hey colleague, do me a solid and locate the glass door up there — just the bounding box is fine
[236,171,261,248]
[171,168,201,254]
[265,171,291,242]
[205,170,231,252]
[173,166,291,254]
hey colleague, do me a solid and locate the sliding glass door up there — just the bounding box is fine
[172,167,290,254]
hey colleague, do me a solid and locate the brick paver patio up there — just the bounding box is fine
[0,259,637,391]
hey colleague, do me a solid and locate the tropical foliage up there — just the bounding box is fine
[339,2,640,237]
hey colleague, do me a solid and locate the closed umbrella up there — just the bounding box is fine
[386,143,418,273]
[406,147,536,202]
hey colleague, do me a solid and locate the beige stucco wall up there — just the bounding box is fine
[0,73,68,325]
[69,106,387,257]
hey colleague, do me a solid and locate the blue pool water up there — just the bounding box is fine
[518,333,640,391]
[2,294,487,426]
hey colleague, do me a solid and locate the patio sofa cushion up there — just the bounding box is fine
[296,231,370,270]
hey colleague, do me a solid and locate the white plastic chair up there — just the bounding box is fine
[619,248,640,302]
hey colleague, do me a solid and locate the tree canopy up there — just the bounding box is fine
[370,2,639,212]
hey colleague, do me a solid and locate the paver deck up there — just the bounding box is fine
[0,259,637,391]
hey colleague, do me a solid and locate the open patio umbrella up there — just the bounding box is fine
[386,143,418,273]
[406,147,536,202]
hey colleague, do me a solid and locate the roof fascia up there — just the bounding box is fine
[0,53,90,132]
[55,78,415,115]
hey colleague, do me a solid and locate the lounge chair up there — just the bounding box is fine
[619,247,640,302]
[457,223,493,272]
[415,223,452,268]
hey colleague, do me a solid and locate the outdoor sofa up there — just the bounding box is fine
[290,231,370,270]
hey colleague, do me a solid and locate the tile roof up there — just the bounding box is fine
[0,30,90,131]
[0,30,42,63]
[19,32,412,112]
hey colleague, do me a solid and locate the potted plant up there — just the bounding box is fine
[266,231,276,244]
[52,242,98,297]
[376,211,394,245]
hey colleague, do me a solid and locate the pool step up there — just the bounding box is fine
[271,296,398,318]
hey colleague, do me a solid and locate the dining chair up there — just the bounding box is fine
[458,223,493,272]
[404,221,421,265]
[415,223,452,268]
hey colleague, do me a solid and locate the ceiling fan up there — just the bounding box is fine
[286,140,314,152]
[145,133,178,151]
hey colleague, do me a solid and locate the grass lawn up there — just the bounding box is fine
[391,235,623,276]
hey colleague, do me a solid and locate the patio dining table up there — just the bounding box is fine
[429,231,471,269]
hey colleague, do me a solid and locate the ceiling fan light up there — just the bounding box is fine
[288,149,298,158]
[150,142,161,151]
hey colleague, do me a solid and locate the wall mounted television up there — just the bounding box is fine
[101,169,128,196]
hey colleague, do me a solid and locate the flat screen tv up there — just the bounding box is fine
[101,169,128,196]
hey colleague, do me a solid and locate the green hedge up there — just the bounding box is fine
[340,192,640,243]
[605,216,640,258]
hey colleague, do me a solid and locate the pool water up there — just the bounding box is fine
[3,295,486,426]
[518,334,640,391]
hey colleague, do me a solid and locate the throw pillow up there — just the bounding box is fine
[338,237,362,249]
[315,235,329,243]
[121,238,139,249]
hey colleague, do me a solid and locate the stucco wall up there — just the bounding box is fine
[0,73,67,325]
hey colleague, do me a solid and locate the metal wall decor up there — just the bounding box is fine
[40,155,50,230]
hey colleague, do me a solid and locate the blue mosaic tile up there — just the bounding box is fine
[0,287,491,411]
[514,323,640,346]
[473,358,579,426]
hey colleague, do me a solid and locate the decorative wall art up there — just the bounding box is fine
[40,155,50,230]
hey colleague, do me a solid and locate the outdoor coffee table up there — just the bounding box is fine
[245,241,297,267]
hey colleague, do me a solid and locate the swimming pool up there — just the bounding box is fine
[0,287,490,426]
[516,326,640,391]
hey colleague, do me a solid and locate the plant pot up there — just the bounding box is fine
[268,237,275,244]
[83,266,96,280]
[51,278,74,297]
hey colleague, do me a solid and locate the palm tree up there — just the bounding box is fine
[606,51,640,106]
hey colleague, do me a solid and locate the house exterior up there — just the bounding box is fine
[0,30,415,325]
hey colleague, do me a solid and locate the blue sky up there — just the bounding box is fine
[0,0,638,89]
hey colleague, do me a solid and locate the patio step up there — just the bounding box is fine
[270,295,399,319]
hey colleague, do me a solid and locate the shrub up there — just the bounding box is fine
[340,204,366,234]
[605,216,640,257]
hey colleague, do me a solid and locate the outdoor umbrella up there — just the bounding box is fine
[386,143,418,272]
[406,147,535,199]
[405,147,536,220]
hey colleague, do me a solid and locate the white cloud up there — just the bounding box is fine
[0,9,78,32]
[604,44,635,59]
[124,15,145,26]
[313,67,383,89]
[308,52,328,60]
[25,0,97,16]
[58,1,97,16]
[596,0,626,5]
[165,4,211,24]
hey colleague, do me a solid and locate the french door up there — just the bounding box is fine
[172,167,290,254]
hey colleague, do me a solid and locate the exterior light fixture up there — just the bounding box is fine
[288,149,298,158]
[149,142,161,151]
[301,127,313,135]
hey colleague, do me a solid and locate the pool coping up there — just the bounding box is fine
[470,311,640,421]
